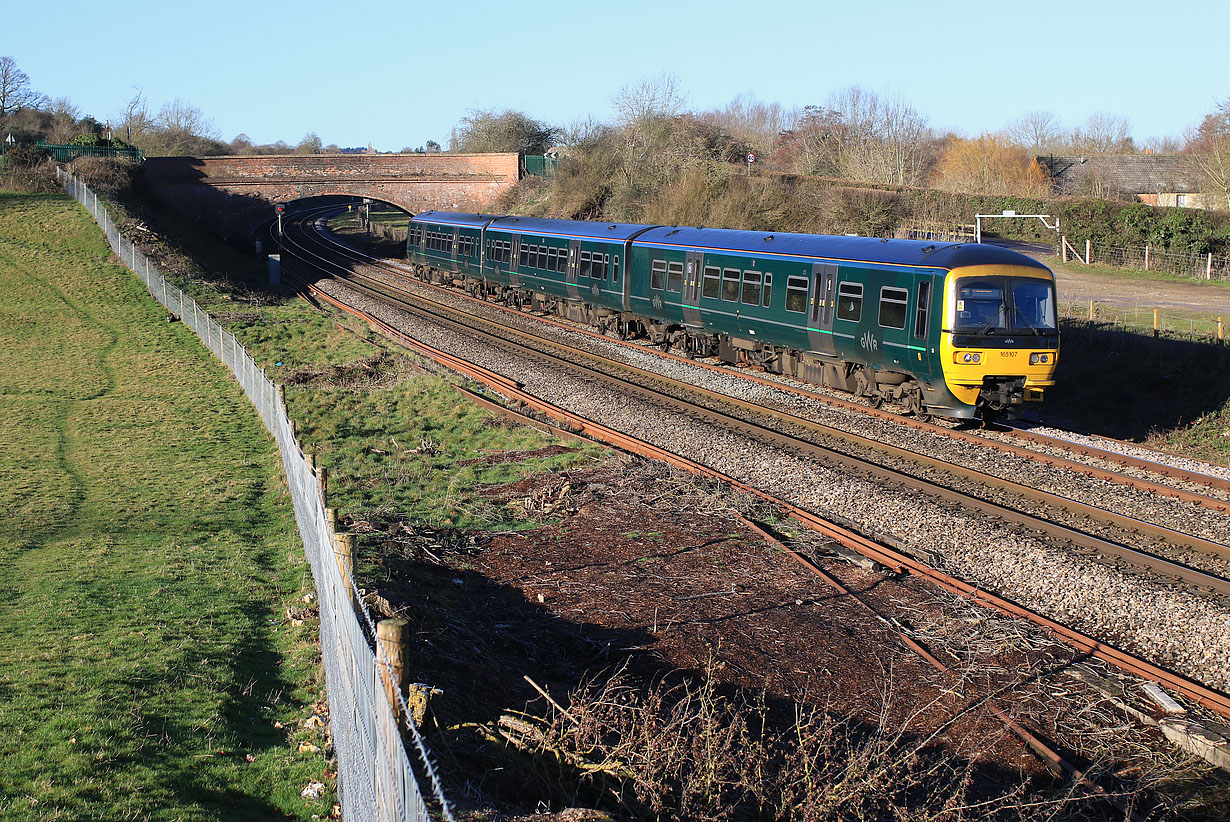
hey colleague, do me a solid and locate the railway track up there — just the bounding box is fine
[305,215,1230,514]
[286,212,1230,593]
[270,209,1230,722]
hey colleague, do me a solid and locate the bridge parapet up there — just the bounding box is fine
[140,153,521,234]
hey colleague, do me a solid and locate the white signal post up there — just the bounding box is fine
[746,152,756,177]
[975,210,1058,244]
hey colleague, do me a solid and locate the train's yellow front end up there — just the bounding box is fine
[940,264,1059,419]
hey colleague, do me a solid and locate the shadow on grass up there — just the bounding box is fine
[1045,319,1230,441]
[366,551,1215,820]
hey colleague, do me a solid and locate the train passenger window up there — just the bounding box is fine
[722,268,741,302]
[651,259,667,290]
[612,256,619,282]
[702,266,720,298]
[914,281,930,339]
[741,270,762,305]
[878,286,908,329]
[596,253,609,279]
[785,276,808,313]
[558,248,569,273]
[836,282,863,322]
[519,244,529,267]
[538,246,548,270]
[667,261,683,292]
[762,273,773,307]
[579,251,592,278]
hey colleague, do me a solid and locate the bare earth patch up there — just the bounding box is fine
[348,457,1217,819]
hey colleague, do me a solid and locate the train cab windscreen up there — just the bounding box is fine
[953,277,1056,336]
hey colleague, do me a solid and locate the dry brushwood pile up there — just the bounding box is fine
[353,458,1229,821]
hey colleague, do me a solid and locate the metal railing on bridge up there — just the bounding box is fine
[39,141,144,163]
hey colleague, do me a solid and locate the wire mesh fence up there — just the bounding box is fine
[57,167,453,822]
[1061,236,1230,282]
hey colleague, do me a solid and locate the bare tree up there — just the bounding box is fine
[294,132,323,154]
[142,98,221,155]
[934,134,1049,196]
[825,86,932,186]
[46,96,82,143]
[702,93,798,155]
[1139,135,1183,154]
[0,55,45,116]
[611,73,686,126]
[116,88,155,147]
[449,108,559,154]
[1189,99,1230,210]
[559,114,608,148]
[1005,110,1061,154]
[1070,111,1134,154]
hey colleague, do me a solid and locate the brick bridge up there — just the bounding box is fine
[139,153,522,237]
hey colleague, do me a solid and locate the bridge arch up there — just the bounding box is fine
[139,153,521,235]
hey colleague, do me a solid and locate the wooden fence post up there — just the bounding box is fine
[1088,300,1096,322]
[1145,244,1150,271]
[377,619,409,726]
[1062,237,1068,263]
[317,466,328,505]
[1219,317,1225,343]
[326,507,338,531]
[1208,253,1214,280]
[1086,239,1092,265]
[334,533,356,612]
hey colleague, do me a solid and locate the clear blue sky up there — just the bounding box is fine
[6,0,1228,150]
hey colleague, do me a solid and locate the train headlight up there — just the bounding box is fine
[1029,353,1050,365]
[954,352,981,364]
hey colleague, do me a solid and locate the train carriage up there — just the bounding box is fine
[407,211,1058,420]
[407,212,493,281]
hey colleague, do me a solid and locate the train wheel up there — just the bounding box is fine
[868,393,884,409]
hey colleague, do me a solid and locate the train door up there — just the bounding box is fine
[911,274,937,381]
[566,239,582,301]
[806,262,838,356]
[509,235,521,287]
[450,227,460,273]
[682,250,703,327]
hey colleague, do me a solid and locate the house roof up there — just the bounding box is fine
[1035,155,1202,195]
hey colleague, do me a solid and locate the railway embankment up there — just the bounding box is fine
[53,183,1230,818]
[0,191,331,819]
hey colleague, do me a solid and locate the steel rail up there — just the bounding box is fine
[309,221,1230,514]
[283,259,1230,723]
[285,227,1158,820]
[739,516,1147,821]
[287,220,1230,600]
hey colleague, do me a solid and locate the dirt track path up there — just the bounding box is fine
[1048,260,1230,313]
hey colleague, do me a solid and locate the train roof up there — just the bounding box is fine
[633,226,1051,272]
[487,215,658,242]
[415,212,657,242]
[411,211,504,228]
[411,212,1050,272]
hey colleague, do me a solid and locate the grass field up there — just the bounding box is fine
[0,192,333,820]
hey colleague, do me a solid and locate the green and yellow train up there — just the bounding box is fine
[407,212,1059,421]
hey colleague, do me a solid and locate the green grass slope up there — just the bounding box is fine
[0,192,332,820]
